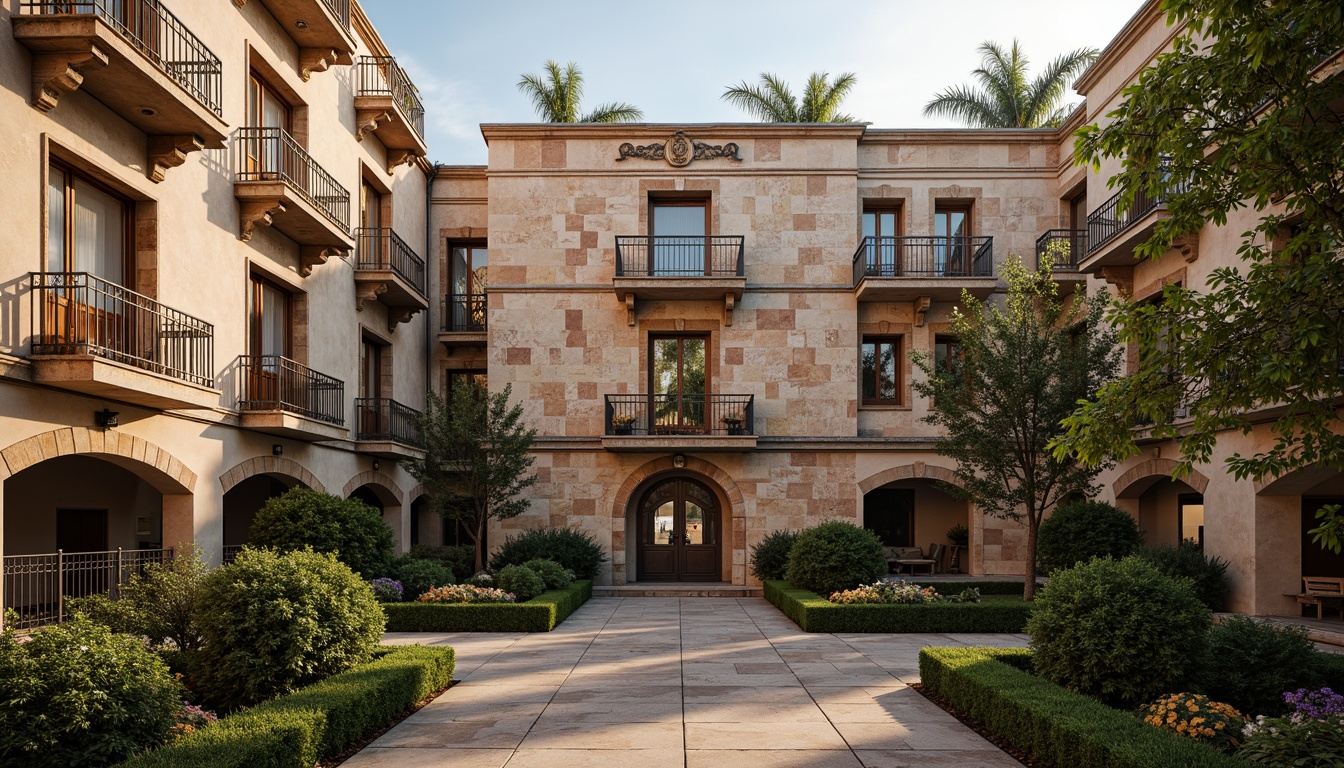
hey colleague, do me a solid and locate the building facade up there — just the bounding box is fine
[0,0,434,628]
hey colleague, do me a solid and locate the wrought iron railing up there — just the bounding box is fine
[443,293,486,332]
[30,272,215,387]
[2,547,173,630]
[234,127,350,234]
[355,397,424,447]
[236,354,344,425]
[1087,165,1184,255]
[221,544,244,565]
[852,236,994,285]
[356,228,426,296]
[320,0,350,27]
[21,0,223,116]
[615,236,745,277]
[356,56,425,139]
[1035,229,1087,270]
[604,394,755,436]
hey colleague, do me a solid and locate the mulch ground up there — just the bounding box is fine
[320,680,456,767]
[912,682,1039,767]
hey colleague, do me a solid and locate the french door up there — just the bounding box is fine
[636,477,721,581]
[651,336,706,433]
[934,207,970,276]
[650,200,709,275]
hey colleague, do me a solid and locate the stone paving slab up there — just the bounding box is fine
[359,597,1028,767]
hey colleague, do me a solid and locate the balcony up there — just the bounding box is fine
[1082,179,1188,271]
[1034,229,1088,287]
[13,1,227,182]
[438,293,487,348]
[613,236,746,324]
[233,127,354,269]
[852,236,997,302]
[354,397,424,459]
[235,354,347,440]
[354,228,427,328]
[354,56,427,165]
[601,394,757,452]
[231,0,355,81]
[28,272,217,410]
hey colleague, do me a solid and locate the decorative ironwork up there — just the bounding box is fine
[355,397,424,447]
[616,131,742,166]
[236,354,345,425]
[2,547,174,630]
[604,394,755,436]
[851,236,995,285]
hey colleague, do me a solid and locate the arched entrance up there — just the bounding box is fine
[219,455,324,561]
[636,476,721,582]
[1113,460,1211,547]
[858,463,972,575]
[343,473,404,553]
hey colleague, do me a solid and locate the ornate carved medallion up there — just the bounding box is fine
[616,131,742,166]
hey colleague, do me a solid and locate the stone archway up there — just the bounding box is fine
[219,456,325,494]
[858,462,975,575]
[857,461,965,496]
[343,472,406,553]
[1112,458,1210,498]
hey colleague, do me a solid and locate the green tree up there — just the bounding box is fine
[517,60,642,123]
[722,71,859,123]
[923,39,1097,128]
[408,383,538,573]
[1053,0,1344,491]
[912,258,1121,599]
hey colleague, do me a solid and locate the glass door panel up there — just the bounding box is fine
[862,210,899,275]
[651,203,707,275]
[935,209,968,276]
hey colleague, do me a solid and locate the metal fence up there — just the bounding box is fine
[354,397,424,447]
[356,228,426,295]
[235,354,345,425]
[30,272,215,387]
[615,236,745,277]
[852,236,994,285]
[234,127,350,234]
[22,0,223,115]
[221,544,243,565]
[604,393,755,436]
[2,548,173,630]
[1087,166,1184,254]
[1034,229,1087,270]
[443,293,487,332]
[356,56,425,139]
[320,0,349,26]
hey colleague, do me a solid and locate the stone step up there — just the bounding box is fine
[595,583,763,598]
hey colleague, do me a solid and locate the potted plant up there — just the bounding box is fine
[721,410,746,436]
[611,413,635,435]
[946,523,969,574]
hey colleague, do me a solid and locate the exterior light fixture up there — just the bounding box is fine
[294,19,308,29]
[139,107,156,116]
[95,408,119,428]
[272,444,284,456]
[372,459,380,471]
[672,454,685,468]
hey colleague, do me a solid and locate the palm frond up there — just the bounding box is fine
[926,40,1097,128]
[723,72,798,121]
[1023,48,1099,127]
[581,102,644,123]
[801,71,858,122]
[923,84,1009,128]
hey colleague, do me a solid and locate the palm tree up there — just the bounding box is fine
[923,40,1098,128]
[517,60,643,123]
[722,72,859,123]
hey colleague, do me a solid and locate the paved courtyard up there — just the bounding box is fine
[355,597,1028,767]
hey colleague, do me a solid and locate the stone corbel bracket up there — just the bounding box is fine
[239,199,286,241]
[31,45,109,112]
[387,307,418,331]
[913,296,932,327]
[147,134,205,183]
[625,294,635,327]
[298,49,339,82]
[300,245,340,277]
[1173,233,1199,263]
[1099,266,1135,296]
[724,294,736,327]
[355,281,387,310]
[355,108,390,142]
[386,149,417,175]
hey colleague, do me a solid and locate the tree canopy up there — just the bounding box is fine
[923,39,1097,128]
[722,72,859,123]
[517,60,643,123]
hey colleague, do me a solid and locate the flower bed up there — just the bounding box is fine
[918,647,1245,768]
[763,580,1032,633]
[119,644,455,768]
[382,579,593,632]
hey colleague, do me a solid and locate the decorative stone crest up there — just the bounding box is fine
[616,131,742,166]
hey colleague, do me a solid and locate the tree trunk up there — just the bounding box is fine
[1023,514,1039,601]
[474,518,486,574]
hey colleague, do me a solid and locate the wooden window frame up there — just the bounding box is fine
[647,194,711,238]
[862,204,904,237]
[448,241,489,297]
[247,69,292,131]
[647,334,712,399]
[47,159,135,284]
[860,335,903,406]
[247,273,292,359]
[445,369,487,402]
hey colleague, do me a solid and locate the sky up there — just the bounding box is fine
[360,0,1147,165]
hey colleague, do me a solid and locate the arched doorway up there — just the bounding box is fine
[222,474,303,560]
[636,476,721,582]
[345,480,404,553]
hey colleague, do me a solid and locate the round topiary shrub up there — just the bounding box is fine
[0,616,183,767]
[750,529,798,582]
[1135,541,1231,611]
[193,548,384,711]
[1027,556,1210,707]
[495,564,546,602]
[250,487,395,577]
[1200,616,1320,716]
[1036,500,1143,574]
[392,557,456,601]
[489,527,606,580]
[523,558,574,590]
[784,521,888,597]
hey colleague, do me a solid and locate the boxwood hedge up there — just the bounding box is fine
[764,580,1032,633]
[382,579,593,632]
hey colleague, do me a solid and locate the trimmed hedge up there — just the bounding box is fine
[120,645,454,768]
[383,579,593,632]
[919,647,1246,768]
[764,580,1032,633]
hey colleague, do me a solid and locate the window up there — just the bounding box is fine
[247,71,290,130]
[359,180,382,230]
[862,206,902,275]
[649,197,709,275]
[47,163,131,284]
[651,335,707,432]
[359,337,383,399]
[449,243,488,331]
[934,335,962,375]
[934,205,971,276]
[244,72,291,176]
[864,489,914,547]
[446,370,487,402]
[1069,192,1087,231]
[861,336,901,405]
[248,275,290,359]
[1178,494,1205,549]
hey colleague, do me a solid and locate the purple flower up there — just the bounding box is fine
[1283,687,1344,723]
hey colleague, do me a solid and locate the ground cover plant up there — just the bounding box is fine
[1141,693,1244,752]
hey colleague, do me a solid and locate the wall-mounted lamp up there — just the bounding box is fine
[672,454,685,468]
[372,459,380,471]
[95,409,119,428]
[272,444,284,456]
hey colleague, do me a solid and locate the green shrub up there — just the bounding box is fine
[1027,556,1210,707]
[784,521,887,597]
[0,616,183,766]
[70,546,208,651]
[120,645,455,768]
[1240,715,1344,766]
[919,647,1248,768]
[392,557,456,600]
[407,544,476,582]
[250,487,395,577]
[495,564,546,601]
[384,580,594,632]
[750,529,798,582]
[1036,500,1143,574]
[193,548,385,711]
[523,558,574,590]
[764,581,1031,633]
[1134,542,1231,611]
[1313,651,1344,691]
[489,527,606,579]
[1200,616,1319,716]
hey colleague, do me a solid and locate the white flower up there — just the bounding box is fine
[79,645,89,651]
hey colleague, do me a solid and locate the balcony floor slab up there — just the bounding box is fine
[29,355,218,410]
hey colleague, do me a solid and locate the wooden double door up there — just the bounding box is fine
[636,477,721,582]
